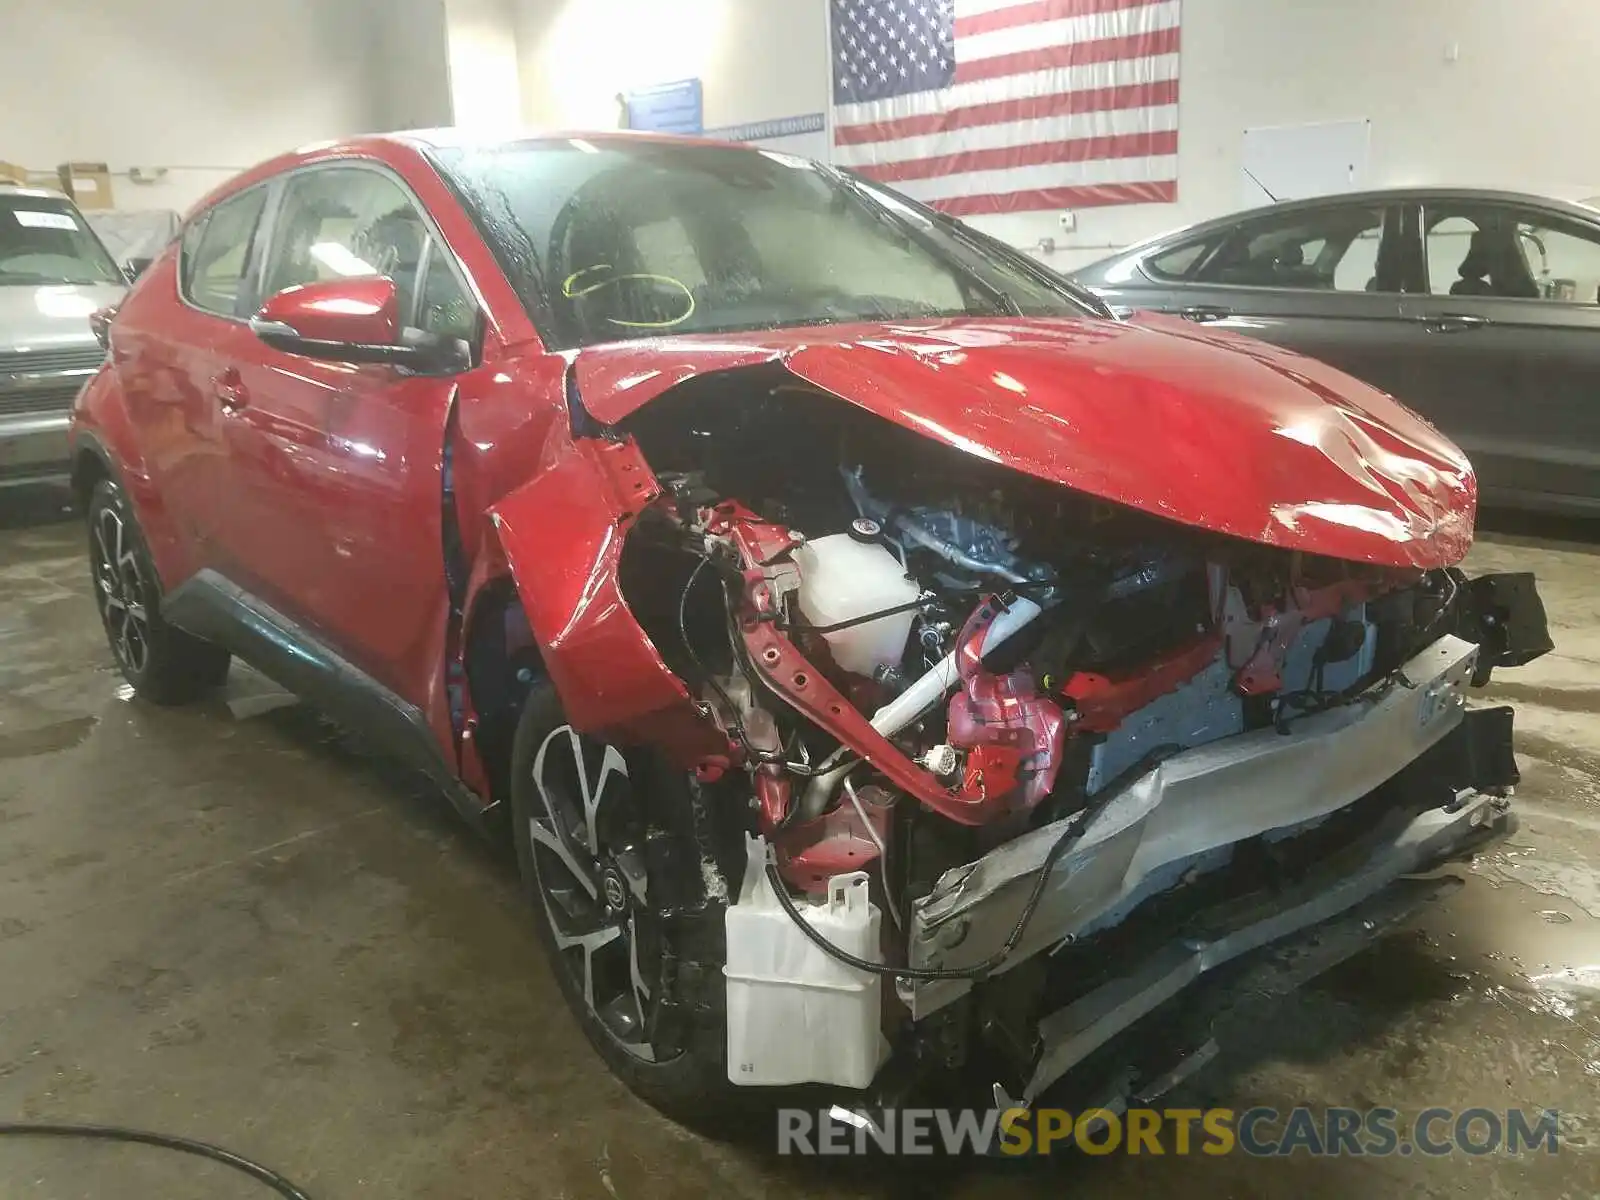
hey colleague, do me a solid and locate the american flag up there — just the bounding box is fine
[830,0,1180,216]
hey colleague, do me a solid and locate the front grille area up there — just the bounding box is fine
[0,345,106,376]
[0,383,82,417]
[0,345,104,419]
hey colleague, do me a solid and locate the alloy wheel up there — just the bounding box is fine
[92,504,151,676]
[528,725,662,1062]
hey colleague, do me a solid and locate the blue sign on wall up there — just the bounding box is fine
[624,79,704,134]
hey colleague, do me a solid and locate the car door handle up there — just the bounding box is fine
[212,369,249,411]
[1179,305,1232,323]
[1418,313,1491,334]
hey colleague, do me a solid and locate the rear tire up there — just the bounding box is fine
[87,478,230,705]
[509,684,737,1121]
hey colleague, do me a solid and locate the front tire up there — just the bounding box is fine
[509,684,736,1121]
[87,478,230,704]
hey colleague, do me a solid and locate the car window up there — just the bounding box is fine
[414,249,477,342]
[1144,238,1214,281]
[432,139,1098,350]
[1419,204,1600,301]
[1423,214,1481,297]
[630,216,709,291]
[0,194,122,286]
[262,167,430,319]
[183,187,269,317]
[1516,219,1600,303]
[1198,205,1390,292]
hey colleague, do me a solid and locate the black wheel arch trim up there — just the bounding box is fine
[69,430,125,500]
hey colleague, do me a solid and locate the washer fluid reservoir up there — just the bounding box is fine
[791,533,920,677]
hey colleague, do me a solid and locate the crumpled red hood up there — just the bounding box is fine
[572,312,1475,570]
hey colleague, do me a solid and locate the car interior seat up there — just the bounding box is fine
[1451,225,1540,298]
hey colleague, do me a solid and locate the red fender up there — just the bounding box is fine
[486,431,729,768]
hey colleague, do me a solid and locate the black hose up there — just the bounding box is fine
[0,1122,313,1199]
[764,791,1103,982]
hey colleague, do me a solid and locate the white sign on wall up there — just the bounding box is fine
[1241,119,1372,206]
[705,113,829,162]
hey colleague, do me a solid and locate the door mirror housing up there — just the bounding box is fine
[250,277,467,372]
[123,257,153,282]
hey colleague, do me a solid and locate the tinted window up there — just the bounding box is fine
[1145,239,1213,281]
[431,138,1098,350]
[415,250,476,341]
[1199,205,1389,292]
[0,194,121,286]
[1425,204,1600,302]
[262,167,431,319]
[183,187,268,316]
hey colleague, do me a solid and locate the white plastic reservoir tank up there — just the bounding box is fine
[724,836,886,1088]
[791,533,919,677]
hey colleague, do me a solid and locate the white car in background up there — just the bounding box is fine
[0,185,125,487]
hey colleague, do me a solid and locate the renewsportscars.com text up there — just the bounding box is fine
[777,1106,1561,1157]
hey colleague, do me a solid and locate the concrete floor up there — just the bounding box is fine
[2,485,1598,1199]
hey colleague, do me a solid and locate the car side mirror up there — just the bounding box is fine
[249,278,467,373]
[123,257,153,282]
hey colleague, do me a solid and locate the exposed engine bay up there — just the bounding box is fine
[609,370,1553,1102]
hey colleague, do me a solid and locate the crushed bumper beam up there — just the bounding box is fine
[1021,787,1511,1102]
[905,634,1485,1017]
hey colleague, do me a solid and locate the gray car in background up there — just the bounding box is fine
[1,185,124,487]
[1073,187,1600,516]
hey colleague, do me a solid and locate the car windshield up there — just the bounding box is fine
[431,137,1103,349]
[0,194,121,286]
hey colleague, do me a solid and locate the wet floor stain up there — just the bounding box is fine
[0,714,97,760]
[1483,680,1600,716]
[1510,731,1600,780]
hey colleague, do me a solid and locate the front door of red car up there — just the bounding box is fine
[114,182,271,578]
[209,163,478,703]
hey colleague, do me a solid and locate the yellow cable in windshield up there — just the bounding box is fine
[561,263,696,329]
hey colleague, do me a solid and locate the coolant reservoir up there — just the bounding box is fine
[792,532,919,676]
[724,837,886,1088]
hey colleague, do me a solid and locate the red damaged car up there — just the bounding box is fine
[71,131,1551,1119]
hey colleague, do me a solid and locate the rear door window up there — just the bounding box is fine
[1197,204,1392,292]
[1144,238,1216,281]
[182,187,269,317]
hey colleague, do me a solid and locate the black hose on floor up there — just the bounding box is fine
[0,1122,313,1199]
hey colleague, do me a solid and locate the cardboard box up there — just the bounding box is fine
[57,162,114,209]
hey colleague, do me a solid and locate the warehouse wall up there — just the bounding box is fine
[12,0,1599,253]
[0,0,415,214]
[514,0,827,139]
[445,0,524,134]
[514,0,1600,270]
[374,0,457,135]
[1010,0,1600,270]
